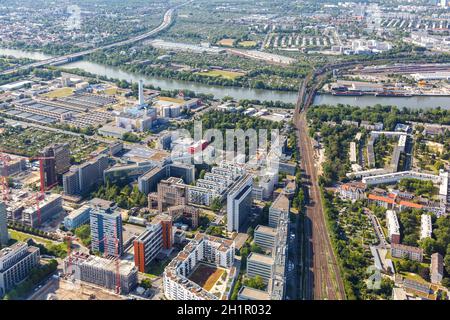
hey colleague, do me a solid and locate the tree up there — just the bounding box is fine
[247,226,254,238]
[244,276,265,290]
[419,238,436,256]
[210,197,222,212]
[75,224,91,247]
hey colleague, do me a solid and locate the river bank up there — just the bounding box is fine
[2,47,450,109]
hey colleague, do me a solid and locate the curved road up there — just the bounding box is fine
[1,1,192,76]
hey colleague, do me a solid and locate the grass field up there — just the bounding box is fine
[196,70,245,80]
[8,229,53,246]
[44,87,74,98]
[103,87,118,95]
[238,40,257,47]
[188,263,224,291]
[217,38,235,47]
[157,96,185,103]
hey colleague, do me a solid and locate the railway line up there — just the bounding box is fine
[294,66,347,300]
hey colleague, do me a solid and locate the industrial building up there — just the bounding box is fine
[63,252,138,295]
[0,242,40,297]
[163,234,235,300]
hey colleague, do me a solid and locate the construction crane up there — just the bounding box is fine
[114,220,121,295]
[0,148,57,226]
[0,152,11,201]
[29,156,57,226]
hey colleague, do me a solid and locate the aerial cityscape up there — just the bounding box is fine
[1,0,450,305]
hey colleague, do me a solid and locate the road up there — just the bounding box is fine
[294,72,346,300]
[1,1,192,76]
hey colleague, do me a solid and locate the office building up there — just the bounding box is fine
[268,194,290,228]
[63,205,91,230]
[63,252,138,295]
[254,225,277,251]
[137,163,195,195]
[237,286,270,300]
[0,242,40,297]
[227,174,253,232]
[246,252,274,284]
[90,207,123,257]
[63,154,109,196]
[0,203,8,247]
[133,214,172,272]
[163,234,235,300]
[103,162,155,185]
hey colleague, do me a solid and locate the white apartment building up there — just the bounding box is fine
[163,234,235,300]
[420,214,432,239]
[386,210,401,244]
[0,242,40,297]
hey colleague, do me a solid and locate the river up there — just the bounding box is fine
[2,47,450,108]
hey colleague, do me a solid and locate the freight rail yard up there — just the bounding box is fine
[323,63,450,97]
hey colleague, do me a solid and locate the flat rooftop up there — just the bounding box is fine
[248,252,274,265]
[238,286,270,300]
[271,194,290,212]
[255,225,277,236]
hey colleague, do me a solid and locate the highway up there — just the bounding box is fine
[0,1,192,76]
[294,70,347,300]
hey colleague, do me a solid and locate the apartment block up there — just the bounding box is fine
[0,242,40,297]
[391,243,423,262]
[386,210,400,244]
[430,253,444,284]
[163,234,235,300]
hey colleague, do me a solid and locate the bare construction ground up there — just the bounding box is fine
[30,278,124,300]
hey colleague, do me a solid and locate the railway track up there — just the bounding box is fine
[294,71,346,300]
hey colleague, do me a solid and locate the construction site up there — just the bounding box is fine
[1,150,64,229]
[30,277,124,300]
